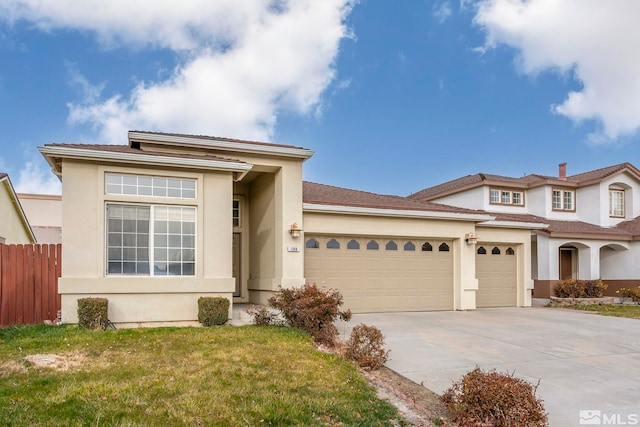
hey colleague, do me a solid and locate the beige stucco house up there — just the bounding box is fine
[40,131,544,326]
[17,193,62,244]
[0,173,36,244]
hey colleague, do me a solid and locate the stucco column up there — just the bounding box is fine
[458,236,478,310]
[274,163,306,289]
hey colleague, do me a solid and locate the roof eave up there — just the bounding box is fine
[478,220,549,230]
[303,203,494,222]
[38,146,254,181]
[128,131,315,160]
[533,229,633,241]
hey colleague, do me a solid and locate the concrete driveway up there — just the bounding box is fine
[343,308,640,427]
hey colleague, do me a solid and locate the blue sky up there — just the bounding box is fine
[1,1,639,196]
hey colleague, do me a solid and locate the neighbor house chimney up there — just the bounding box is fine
[558,162,567,180]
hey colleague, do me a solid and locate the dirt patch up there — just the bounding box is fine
[364,367,453,427]
[0,352,87,374]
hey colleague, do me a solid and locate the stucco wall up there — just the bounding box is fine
[58,160,235,324]
[0,181,34,244]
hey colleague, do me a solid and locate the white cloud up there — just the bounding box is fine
[433,2,453,23]
[14,157,61,195]
[2,0,355,143]
[474,0,640,142]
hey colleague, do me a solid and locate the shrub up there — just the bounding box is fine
[554,279,608,298]
[268,283,352,346]
[553,280,586,298]
[198,297,230,326]
[245,305,282,326]
[442,367,548,427]
[583,280,608,298]
[345,324,389,371]
[77,297,109,330]
[616,286,640,303]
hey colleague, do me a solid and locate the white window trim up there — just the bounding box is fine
[105,203,197,277]
[552,188,575,211]
[489,188,525,206]
[105,172,197,199]
[609,189,625,218]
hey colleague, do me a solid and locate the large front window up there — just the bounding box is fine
[106,204,195,276]
[609,189,625,217]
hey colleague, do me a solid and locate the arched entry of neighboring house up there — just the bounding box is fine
[559,246,577,280]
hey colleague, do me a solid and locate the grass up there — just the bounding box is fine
[563,304,640,319]
[0,324,400,426]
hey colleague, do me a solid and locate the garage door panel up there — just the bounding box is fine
[476,244,517,308]
[305,235,454,313]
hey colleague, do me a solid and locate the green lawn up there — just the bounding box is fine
[564,304,640,319]
[0,324,400,426]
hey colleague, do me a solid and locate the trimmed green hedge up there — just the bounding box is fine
[198,297,229,326]
[77,297,109,330]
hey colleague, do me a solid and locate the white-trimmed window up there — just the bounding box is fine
[106,204,196,276]
[609,189,625,217]
[552,189,575,211]
[490,189,524,206]
[106,173,196,199]
[490,189,500,204]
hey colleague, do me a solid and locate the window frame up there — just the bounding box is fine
[489,188,524,207]
[609,189,625,218]
[105,203,197,277]
[105,173,196,199]
[552,188,576,212]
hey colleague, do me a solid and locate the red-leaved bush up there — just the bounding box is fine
[268,283,352,346]
[442,367,548,427]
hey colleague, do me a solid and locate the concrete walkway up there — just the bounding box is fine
[342,308,640,427]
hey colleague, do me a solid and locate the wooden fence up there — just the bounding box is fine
[0,244,62,327]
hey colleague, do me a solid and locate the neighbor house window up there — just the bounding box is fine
[490,188,524,206]
[105,173,196,199]
[232,199,240,227]
[106,204,195,276]
[609,189,625,217]
[552,189,575,211]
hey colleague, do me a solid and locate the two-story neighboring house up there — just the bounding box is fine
[409,162,640,298]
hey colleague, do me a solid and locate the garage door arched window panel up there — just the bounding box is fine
[327,238,340,249]
[305,238,320,249]
[491,247,501,255]
[506,247,515,255]
[385,241,398,251]
[438,243,450,252]
[347,239,360,250]
[422,242,433,252]
[477,246,487,255]
[404,241,416,251]
[366,240,379,250]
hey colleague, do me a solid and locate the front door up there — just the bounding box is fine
[559,248,576,280]
[233,233,241,297]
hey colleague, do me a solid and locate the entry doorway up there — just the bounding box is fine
[559,247,577,280]
[233,233,241,297]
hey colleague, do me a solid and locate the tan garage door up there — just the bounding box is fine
[476,244,517,307]
[304,235,454,313]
